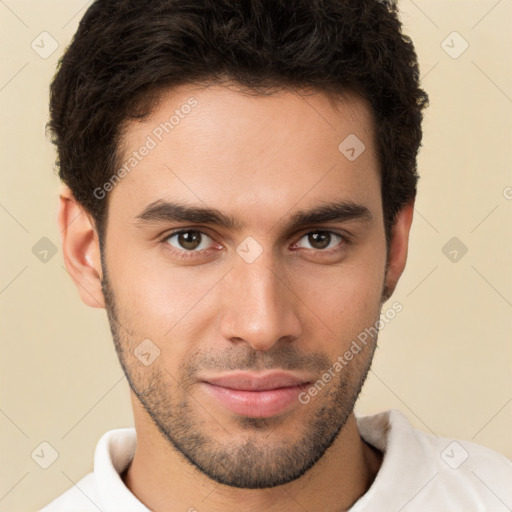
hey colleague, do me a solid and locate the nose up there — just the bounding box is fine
[219,251,302,352]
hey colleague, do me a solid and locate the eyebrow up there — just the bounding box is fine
[133,199,373,233]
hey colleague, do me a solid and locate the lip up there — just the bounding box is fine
[200,371,312,418]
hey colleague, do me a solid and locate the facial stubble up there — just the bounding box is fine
[100,258,381,489]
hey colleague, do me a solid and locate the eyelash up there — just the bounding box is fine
[159,229,350,260]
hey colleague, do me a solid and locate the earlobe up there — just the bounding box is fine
[57,186,105,309]
[382,200,415,302]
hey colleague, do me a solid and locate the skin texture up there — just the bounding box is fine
[58,83,414,512]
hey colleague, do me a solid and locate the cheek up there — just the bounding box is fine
[108,245,226,346]
[289,257,386,350]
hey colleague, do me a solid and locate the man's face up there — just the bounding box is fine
[100,84,389,488]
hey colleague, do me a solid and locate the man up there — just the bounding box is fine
[42,0,512,510]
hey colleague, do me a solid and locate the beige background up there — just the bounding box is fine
[1,1,511,510]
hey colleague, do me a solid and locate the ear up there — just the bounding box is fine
[382,200,414,302]
[57,185,105,308]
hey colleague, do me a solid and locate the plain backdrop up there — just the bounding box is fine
[1,1,511,510]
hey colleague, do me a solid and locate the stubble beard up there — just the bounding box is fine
[100,263,380,489]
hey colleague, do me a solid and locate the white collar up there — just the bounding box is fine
[92,409,429,511]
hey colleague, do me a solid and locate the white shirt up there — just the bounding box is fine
[40,409,512,511]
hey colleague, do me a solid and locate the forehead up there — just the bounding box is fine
[109,83,381,228]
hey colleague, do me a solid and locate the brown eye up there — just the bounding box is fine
[166,230,213,252]
[296,231,344,251]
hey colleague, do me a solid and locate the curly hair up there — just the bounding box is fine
[48,0,428,248]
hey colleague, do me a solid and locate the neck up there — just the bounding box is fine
[122,398,382,512]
